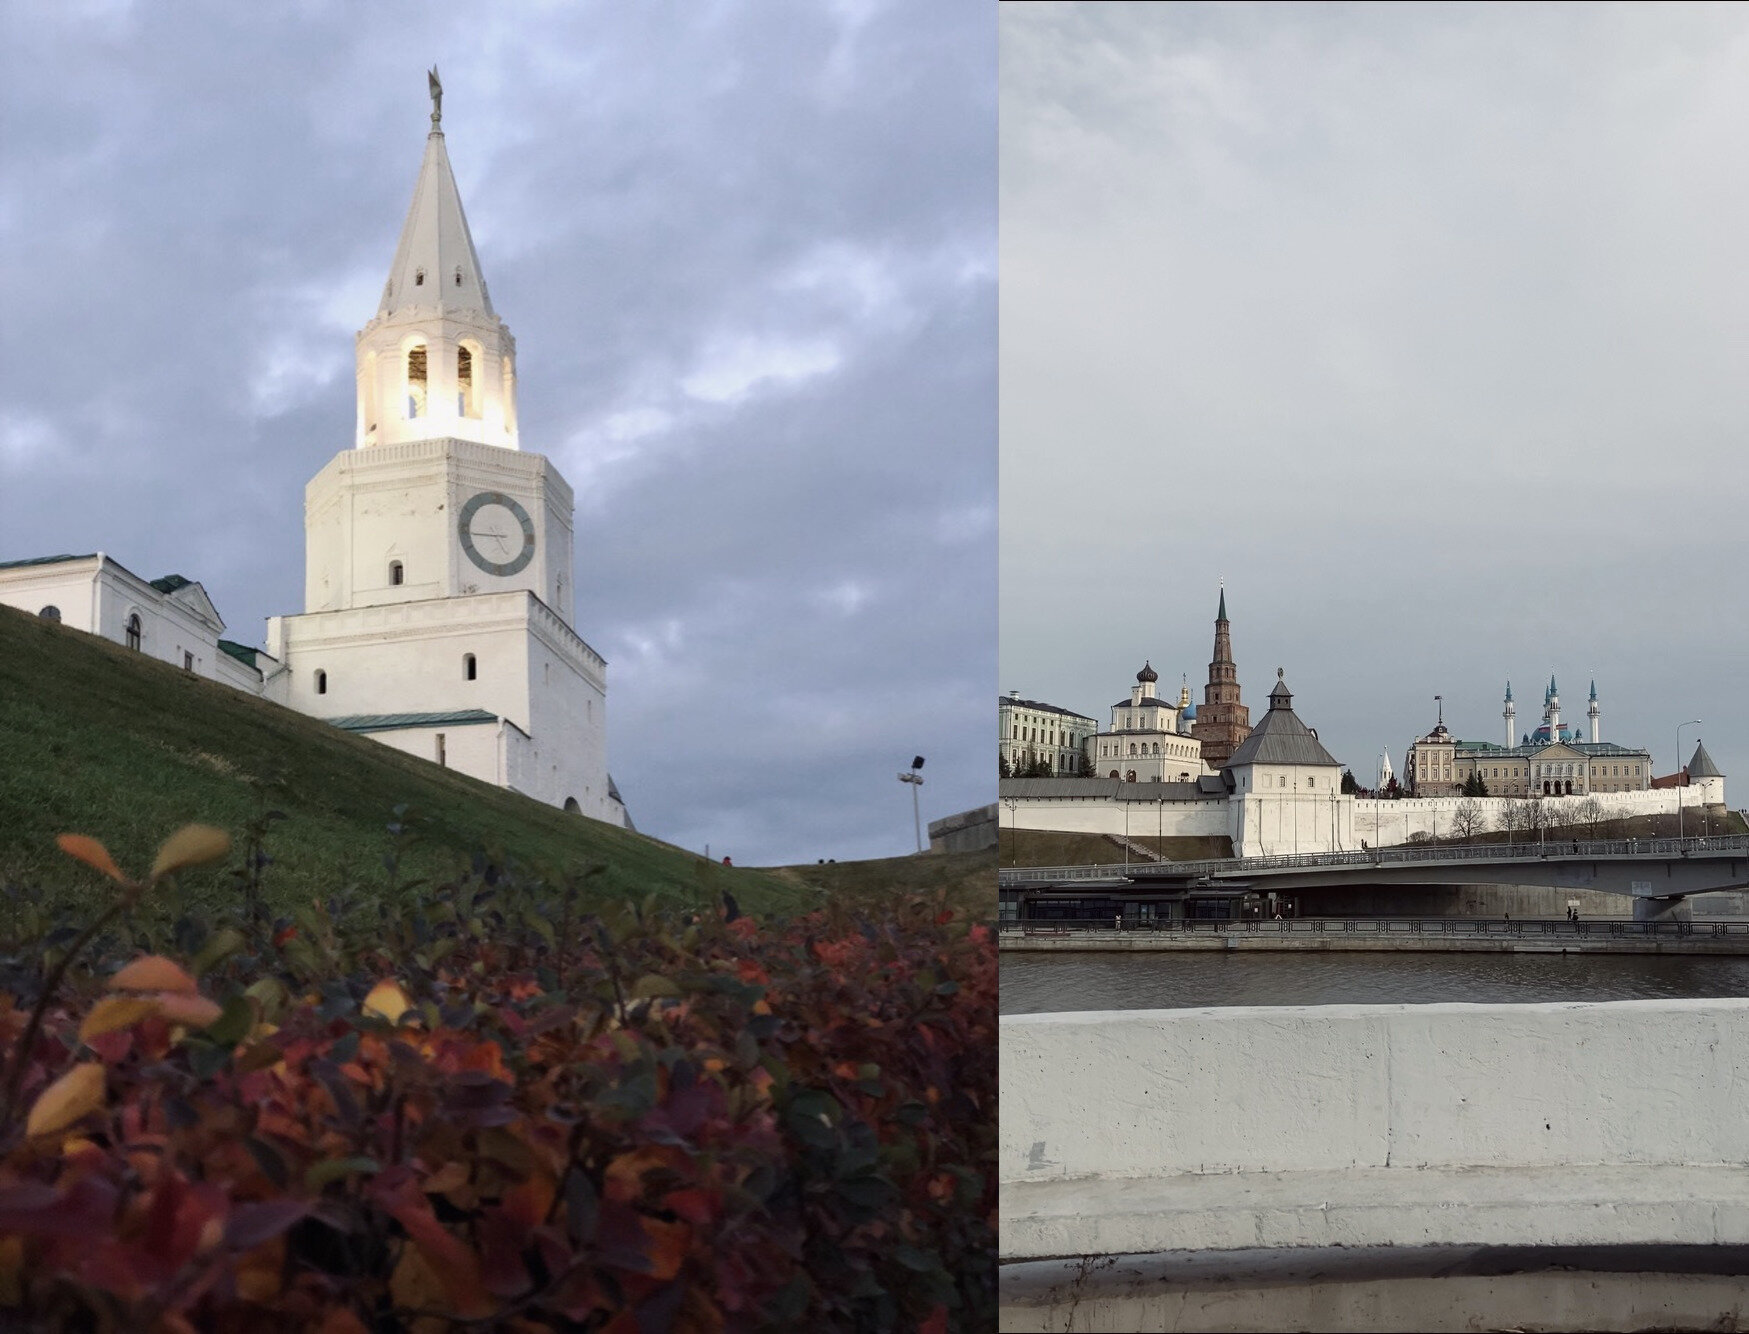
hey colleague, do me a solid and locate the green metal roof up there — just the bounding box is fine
[327,710,500,734]
[216,639,259,669]
[149,574,194,594]
[0,553,96,571]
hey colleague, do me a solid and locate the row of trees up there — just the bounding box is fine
[1440,794,1615,841]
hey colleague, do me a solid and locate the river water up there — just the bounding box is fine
[1000,950,1749,1014]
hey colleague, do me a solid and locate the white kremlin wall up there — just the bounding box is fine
[1004,782,1727,858]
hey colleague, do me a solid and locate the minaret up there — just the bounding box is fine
[1587,678,1600,743]
[1192,584,1251,768]
[354,68,519,453]
[1544,674,1561,740]
[1503,681,1516,748]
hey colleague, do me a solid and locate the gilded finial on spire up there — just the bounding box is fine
[428,66,443,127]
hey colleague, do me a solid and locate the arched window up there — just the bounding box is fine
[125,613,141,651]
[37,605,60,623]
[464,653,477,681]
[1109,770,1120,779]
[389,561,404,586]
[315,670,327,695]
[406,344,428,419]
[1128,743,1137,756]
[414,267,425,287]
[1125,770,1137,783]
[564,797,581,814]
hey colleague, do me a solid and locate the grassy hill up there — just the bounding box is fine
[0,604,830,918]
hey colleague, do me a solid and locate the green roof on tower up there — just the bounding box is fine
[1217,586,1227,622]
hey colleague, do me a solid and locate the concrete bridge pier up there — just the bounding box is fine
[1633,895,1692,923]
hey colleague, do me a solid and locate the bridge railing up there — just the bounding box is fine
[999,833,1749,887]
[998,915,1749,939]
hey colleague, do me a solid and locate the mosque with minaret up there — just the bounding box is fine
[1402,675,1658,798]
[0,76,628,827]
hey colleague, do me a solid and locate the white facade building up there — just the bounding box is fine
[265,87,623,826]
[1000,691,1097,777]
[0,553,274,695]
[1087,662,1208,783]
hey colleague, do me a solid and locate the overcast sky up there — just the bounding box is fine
[1003,4,1749,791]
[2,2,994,865]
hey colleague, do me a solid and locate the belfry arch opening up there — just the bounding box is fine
[457,344,479,418]
[405,343,428,419]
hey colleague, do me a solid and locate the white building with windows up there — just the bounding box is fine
[1000,691,1097,776]
[1087,662,1208,783]
[0,554,274,695]
[0,85,627,828]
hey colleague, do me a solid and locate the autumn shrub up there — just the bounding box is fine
[0,828,996,1332]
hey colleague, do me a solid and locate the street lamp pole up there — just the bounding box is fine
[1677,721,1701,840]
[897,756,925,854]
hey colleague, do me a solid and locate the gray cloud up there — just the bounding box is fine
[3,1,994,864]
[1002,5,1749,790]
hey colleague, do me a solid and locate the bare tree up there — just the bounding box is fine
[1450,797,1486,842]
[1523,798,1554,841]
[1498,800,1529,844]
[1574,796,1605,840]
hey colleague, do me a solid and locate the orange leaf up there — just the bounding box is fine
[362,979,412,1025]
[26,1062,105,1138]
[110,956,198,995]
[55,834,125,883]
[79,996,160,1042]
[150,824,232,880]
[641,1217,690,1281]
[154,993,223,1029]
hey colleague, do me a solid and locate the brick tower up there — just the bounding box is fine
[1192,587,1251,768]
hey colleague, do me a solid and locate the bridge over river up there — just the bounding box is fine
[1000,834,1749,920]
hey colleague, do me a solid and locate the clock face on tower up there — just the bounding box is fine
[458,491,536,577]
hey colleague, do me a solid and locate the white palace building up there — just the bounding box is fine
[0,80,629,828]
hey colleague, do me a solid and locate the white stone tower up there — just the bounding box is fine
[266,75,624,826]
[1543,674,1561,739]
[1588,678,1600,743]
[1503,681,1515,748]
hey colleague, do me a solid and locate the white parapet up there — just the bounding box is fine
[1002,999,1749,1262]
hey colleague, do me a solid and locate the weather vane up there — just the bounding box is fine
[428,66,443,127]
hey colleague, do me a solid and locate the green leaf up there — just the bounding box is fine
[204,995,256,1047]
[192,927,247,977]
[630,974,683,999]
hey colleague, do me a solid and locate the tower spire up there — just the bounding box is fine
[378,92,494,321]
[355,76,517,452]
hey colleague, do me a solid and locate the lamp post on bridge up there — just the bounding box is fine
[1677,721,1701,841]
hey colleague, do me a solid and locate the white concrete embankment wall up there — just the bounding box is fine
[1003,999,1749,1262]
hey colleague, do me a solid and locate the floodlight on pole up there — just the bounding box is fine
[898,756,925,854]
[1677,721,1701,839]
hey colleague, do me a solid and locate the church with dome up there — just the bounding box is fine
[0,78,628,828]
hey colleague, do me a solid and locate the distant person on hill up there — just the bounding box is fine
[722,855,732,866]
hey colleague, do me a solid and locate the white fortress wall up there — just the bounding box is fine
[1353,787,1707,846]
[1004,793,1229,840]
[1004,786,1723,858]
